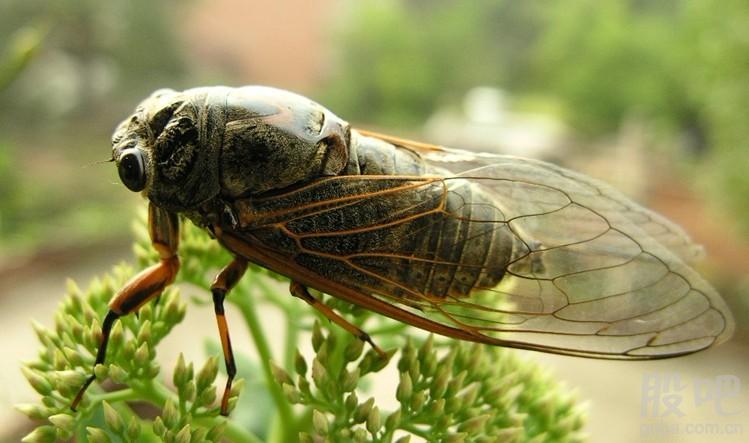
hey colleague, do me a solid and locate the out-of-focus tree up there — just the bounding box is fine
[680,0,749,233]
[533,0,749,231]
[0,25,44,247]
[0,0,187,255]
[327,0,749,232]
[532,0,690,135]
[324,0,543,128]
[0,25,44,91]
[0,0,186,132]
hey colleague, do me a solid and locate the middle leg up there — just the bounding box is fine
[289,281,386,358]
[211,256,248,416]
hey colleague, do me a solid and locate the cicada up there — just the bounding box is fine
[72,86,734,415]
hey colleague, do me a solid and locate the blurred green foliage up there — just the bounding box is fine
[324,0,544,128]
[0,145,21,240]
[534,0,749,231]
[0,0,186,128]
[326,0,749,232]
[0,25,45,91]
[680,0,749,235]
[19,215,585,442]
[1,0,748,255]
[0,24,45,253]
[534,0,688,134]
[0,0,188,256]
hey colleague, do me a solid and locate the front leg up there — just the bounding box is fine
[71,203,180,411]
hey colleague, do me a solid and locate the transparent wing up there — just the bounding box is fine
[362,129,705,263]
[359,134,733,357]
[235,132,734,358]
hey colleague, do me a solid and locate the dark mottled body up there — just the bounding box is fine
[111,86,513,301]
[234,135,515,301]
[73,83,734,419]
[109,85,732,360]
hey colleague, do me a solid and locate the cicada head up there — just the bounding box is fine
[111,88,221,212]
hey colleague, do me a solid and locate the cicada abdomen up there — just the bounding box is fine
[235,131,523,303]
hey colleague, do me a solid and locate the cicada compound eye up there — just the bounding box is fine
[117,148,147,192]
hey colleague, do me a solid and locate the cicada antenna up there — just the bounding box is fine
[81,157,120,185]
[81,157,115,168]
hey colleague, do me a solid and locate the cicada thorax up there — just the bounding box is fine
[232,130,520,302]
[115,86,353,216]
[218,87,350,197]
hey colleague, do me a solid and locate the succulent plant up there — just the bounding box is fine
[18,212,585,442]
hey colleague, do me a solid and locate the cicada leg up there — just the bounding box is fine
[71,203,180,411]
[289,281,386,358]
[210,256,248,416]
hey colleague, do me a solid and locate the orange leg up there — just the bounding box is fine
[210,256,248,416]
[72,203,180,411]
[289,281,386,358]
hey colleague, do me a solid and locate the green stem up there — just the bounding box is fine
[328,325,348,385]
[90,388,138,404]
[284,304,300,371]
[265,413,284,443]
[255,272,291,311]
[400,423,431,440]
[193,417,264,443]
[306,398,339,414]
[130,378,174,405]
[368,323,409,336]
[232,288,296,441]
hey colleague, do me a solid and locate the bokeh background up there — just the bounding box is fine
[1,0,748,441]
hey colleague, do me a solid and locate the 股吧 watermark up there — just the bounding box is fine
[640,372,744,438]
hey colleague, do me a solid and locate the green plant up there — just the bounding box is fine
[323,0,544,128]
[18,213,586,442]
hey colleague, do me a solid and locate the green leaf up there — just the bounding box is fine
[21,425,56,443]
[269,360,293,386]
[397,371,413,404]
[161,399,179,430]
[312,409,329,435]
[366,406,381,435]
[21,367,52,396]
[86,427,111,443]
[48,413,75,433]
[196,356,219,392]
[102,401,123,434]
